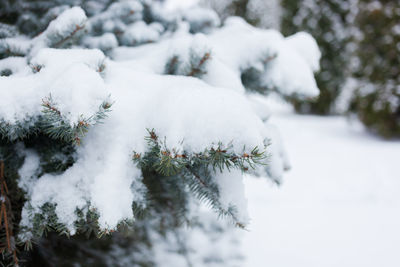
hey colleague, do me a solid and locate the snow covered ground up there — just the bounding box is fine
[243,104,400,267]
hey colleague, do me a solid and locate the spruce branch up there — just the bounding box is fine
[164,55,180,75]
[74,207,101,239]
[183,166,245,229]
[0,39,28,58]
[187,49,211,78]
[41,95,112,145]
[135,129,266,174]
[30,64,42,73]
[30,203,70,239]
[52,24,85,48]
[164,49,212,78]
[133,130,267,228]
[0,117,39,141]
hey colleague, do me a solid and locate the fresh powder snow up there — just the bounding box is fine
[0,6,322,234]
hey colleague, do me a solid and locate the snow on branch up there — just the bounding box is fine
[0,3,321,242]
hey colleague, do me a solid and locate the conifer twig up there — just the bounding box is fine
[187,52,211,77]
[53,24,85,48]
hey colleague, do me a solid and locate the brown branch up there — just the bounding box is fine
[42,99,61,115]
[188,52,211,77]
[53,24,85,48]
[165,55,179,74]
[185,166,206,187]
[0,204,3,228]
[0,161,19,266]
[2,204,11,251]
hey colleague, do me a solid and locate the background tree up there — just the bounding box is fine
[280,0,356,114]
[201,0,281,29]
[343,0,400,137]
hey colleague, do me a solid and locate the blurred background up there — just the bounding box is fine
[199,0,400,138]
[191,0,400,266]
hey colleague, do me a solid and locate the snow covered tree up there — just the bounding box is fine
[0,0,320,265]
[281,0,399,137]
[340,0,400,137]
[201,0,281,29]
[281,0,356,114]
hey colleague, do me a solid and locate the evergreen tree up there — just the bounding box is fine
[201,0,281,29]
[0,1,320,265]
[343,0,400,137]
[281,0,355,114]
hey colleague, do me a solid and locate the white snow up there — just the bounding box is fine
[129,205,245,267]
[0,36,32,56]
[31,6,87,55]
[112,17,320,97]
[43,6,86,41]
[0,48,108,124]
[121,21,161,46]
[165,0,199,11]
[10,48,272,231]
[242,102,400,267]
[285,31,321,72]
[1,6,321,237]
[17,146,40,195]
[215,169,250,224]
[2,2,397,266]
[0,56,30,75]
[182,7,221,33]
[87,0,143,35]
[82,33,118,51]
